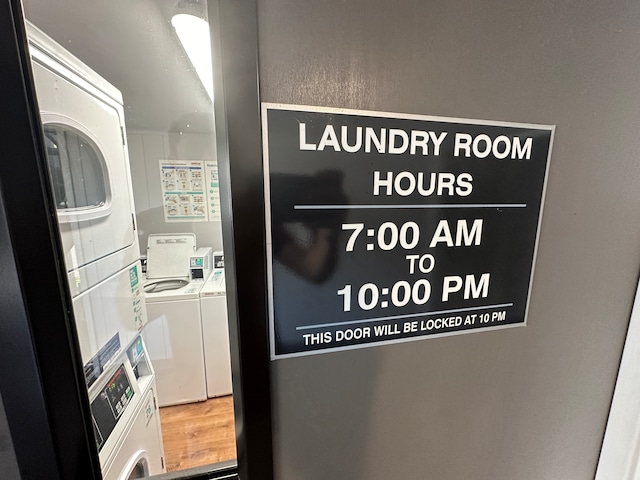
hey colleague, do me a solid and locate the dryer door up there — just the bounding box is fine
[118,451,149,480]
[100,388,165,480]
[32,59,137,279]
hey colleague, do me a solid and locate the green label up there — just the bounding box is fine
[129,266,139,288]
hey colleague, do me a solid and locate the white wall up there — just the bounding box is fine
[127,130,223,254]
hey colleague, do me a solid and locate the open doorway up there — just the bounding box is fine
[22,0,236,476]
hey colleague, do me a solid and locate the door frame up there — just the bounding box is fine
[210,0,274,478]
[0,0,273,478]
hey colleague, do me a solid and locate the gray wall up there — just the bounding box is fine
[0,393,20,479]
[127,130,224,252]
[260,1,640,478]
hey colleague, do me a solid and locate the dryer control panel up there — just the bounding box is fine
[189,247,213,281]
[91,364,134,452]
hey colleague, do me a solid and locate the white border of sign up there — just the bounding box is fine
[262,103,555,360]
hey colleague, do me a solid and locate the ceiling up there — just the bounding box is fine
[23,0,215,134]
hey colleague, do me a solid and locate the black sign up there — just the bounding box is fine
[263,104,553,359]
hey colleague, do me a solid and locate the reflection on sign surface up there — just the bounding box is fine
[263,104,553,359]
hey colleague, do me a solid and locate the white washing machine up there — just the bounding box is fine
[142,234,210,406]
[94,337,165,480]
[200,267,233,398]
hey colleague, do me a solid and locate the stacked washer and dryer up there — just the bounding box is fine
[27,22,165,480]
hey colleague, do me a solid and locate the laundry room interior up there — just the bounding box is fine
[23,0,235,476]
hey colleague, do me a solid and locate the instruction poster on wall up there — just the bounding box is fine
[160,160,207,222]
[263,104,554,359]
[205,161,221,221]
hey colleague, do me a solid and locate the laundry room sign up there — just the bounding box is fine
[262,104,554,359]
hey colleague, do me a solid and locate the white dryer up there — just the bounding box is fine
[142,234,209,406]
[200,268,233,398]
[27,22,147,367]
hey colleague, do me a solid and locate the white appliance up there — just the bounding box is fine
[28,22,147,366]
[27,22,164,479]
[190,247,213,281]
[200,267,233,398]
[94,337,165,480]
[142,234,209,406]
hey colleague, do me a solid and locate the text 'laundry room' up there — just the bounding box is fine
[23,1,236,477]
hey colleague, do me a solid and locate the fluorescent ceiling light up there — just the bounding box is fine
[172,12,214,103]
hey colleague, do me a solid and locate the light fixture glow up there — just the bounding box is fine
[172,12,214,102]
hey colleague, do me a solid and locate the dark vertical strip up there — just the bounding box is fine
[210,0,274,479]
[0,191,61,480]
[0,1,101,479]
[0,393,21,478]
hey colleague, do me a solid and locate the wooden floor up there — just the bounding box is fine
[159,395,237,472]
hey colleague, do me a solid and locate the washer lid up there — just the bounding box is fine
[146,233,196,280]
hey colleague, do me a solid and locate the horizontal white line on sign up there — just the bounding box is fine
[293,204,527,210]
[295,303,515,330]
